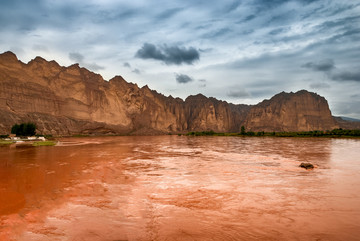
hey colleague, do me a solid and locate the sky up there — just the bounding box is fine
[1,0,360,118]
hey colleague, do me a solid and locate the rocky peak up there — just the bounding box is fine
[27,56,61,72]
[185,93,208,102]
[32,56,47,63]
[0,51,19,65]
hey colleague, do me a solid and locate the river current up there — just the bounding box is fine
[0,136,359,240]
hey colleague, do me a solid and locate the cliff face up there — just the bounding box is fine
[0,51,340,135]
[243,90,338,132]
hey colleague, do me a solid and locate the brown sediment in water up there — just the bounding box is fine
[0,136,359,240]
[0,191,26,215]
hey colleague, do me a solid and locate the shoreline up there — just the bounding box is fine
[1,128,360,144]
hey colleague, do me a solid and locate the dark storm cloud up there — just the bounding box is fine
[302,59,335,72]
[175,74,194,84]
[135,43,200,65]
[331,71,360,82]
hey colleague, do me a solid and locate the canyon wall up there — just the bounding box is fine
[0,51,340,135]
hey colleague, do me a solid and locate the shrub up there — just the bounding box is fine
[11,122,36,136]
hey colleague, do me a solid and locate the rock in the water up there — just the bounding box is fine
[299,162,314,169]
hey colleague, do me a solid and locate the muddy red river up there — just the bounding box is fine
[0,136,359,240]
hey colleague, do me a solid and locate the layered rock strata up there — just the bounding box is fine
[0,51,340,135]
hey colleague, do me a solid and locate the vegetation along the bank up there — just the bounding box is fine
[186,127,360,138]
[11,123,37,136]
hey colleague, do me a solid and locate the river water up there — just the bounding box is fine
[0,136,359,240]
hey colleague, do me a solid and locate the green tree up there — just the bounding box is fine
[241,126,246,135]
[11,123,36,136]
[11,124,20,135]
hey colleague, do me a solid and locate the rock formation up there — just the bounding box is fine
[0,51,341,135]
[243,90,338,132]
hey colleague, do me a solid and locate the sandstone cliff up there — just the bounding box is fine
[0,51,340,135]
[243,90,338,132]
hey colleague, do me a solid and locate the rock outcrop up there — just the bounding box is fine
[0,51,340,135]
[243,91,338,132]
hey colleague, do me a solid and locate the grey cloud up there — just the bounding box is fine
[199,48,213,53]
[135,43,200,65]
[199,79,206,88]
[175,74,194,84]
[302,59,335,72]
[94,9,139,24]
[69,52,84,63]
[331,71,360,82]
[32,44,48,52]
[317,16,360,32]
[123,62,131,68]
[269,27,288,36]
[333,100,360,118]
[225,0,242,13]
[254,0,317,10]
[253,0,290,9]
[309,82,331,89]
[86,63,105,71]
[244,15,256,22]
[156,7,183,20]
[266,11,297,26]
[202,28,232,39]
[326,3,360,17]
[132,68,141,74]
[68,52,104,71]
[227,89,250,98]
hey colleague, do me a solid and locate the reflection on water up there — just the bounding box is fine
[0,136,360,240]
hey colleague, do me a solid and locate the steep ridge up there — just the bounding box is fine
[0,51,340,135]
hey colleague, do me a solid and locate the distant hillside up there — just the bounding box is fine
[334,117,360,130]
[0,51,343,135]
[337,116,360,122]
